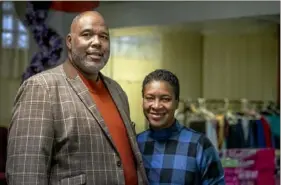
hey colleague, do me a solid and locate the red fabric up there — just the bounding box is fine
[260,116,273,148]
[50,1,99,12]
[79,74,138,185]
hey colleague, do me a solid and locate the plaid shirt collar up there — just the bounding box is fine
[149,119,183,141]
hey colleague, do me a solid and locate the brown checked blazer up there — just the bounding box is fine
[6,61,148,185]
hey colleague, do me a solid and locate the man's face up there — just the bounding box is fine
[143,80,178,130]
[67,12,110,76]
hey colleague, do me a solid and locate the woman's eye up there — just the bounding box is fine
[145,97,153,101]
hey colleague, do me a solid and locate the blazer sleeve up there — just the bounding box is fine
[6,77,54,185]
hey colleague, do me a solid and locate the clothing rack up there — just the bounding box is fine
[180,98,268,105]
[176,98,280,185]
[178,98,278,113]
[176,98,280,150]
[180,98,274,104]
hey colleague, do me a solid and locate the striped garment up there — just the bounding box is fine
[137,120,225,185]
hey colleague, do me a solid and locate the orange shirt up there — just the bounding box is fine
[79,74,138,185]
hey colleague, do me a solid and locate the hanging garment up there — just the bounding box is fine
[206,120,219,150]
[265,114,280,137]
[260,116,274,148]
[226,118,255,149]
[216,114,225,149]
[256,119,266,148]
[189,119,206,134]
[226,120,244,148]
[188,119,219,150]
[241,117,249,142]
[265,114,280,149]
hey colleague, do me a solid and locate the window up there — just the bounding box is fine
[1,1,29,49]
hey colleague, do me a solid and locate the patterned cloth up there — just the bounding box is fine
[22,1,63,83]
[6,63,148,185]
[137,120,225,185]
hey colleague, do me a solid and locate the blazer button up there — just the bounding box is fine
[117,160,122,167]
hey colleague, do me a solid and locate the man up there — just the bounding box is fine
[137,69,225,185]
[6,11,148,185]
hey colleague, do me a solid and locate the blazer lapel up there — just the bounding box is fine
[103,79,134,135]
[102,77,140,151]
[68,77,117,141]
[103,77,148,183]
[61,63,117,150]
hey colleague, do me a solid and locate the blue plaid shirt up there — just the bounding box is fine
[137,120,225,185]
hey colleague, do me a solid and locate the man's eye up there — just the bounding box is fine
[82,33,91,37]
[100,35,108,40]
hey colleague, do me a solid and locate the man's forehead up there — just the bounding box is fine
[71,11,108,33]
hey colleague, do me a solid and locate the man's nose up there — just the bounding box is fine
[90,35,101,47]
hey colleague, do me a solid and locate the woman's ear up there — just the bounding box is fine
[175,100,179,109]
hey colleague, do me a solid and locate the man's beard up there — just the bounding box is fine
[71,51,108,75]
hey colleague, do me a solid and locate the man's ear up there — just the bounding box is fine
[66,34,72,50]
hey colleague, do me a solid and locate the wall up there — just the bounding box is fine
[203,26,279,101]
[161,30,203,100]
